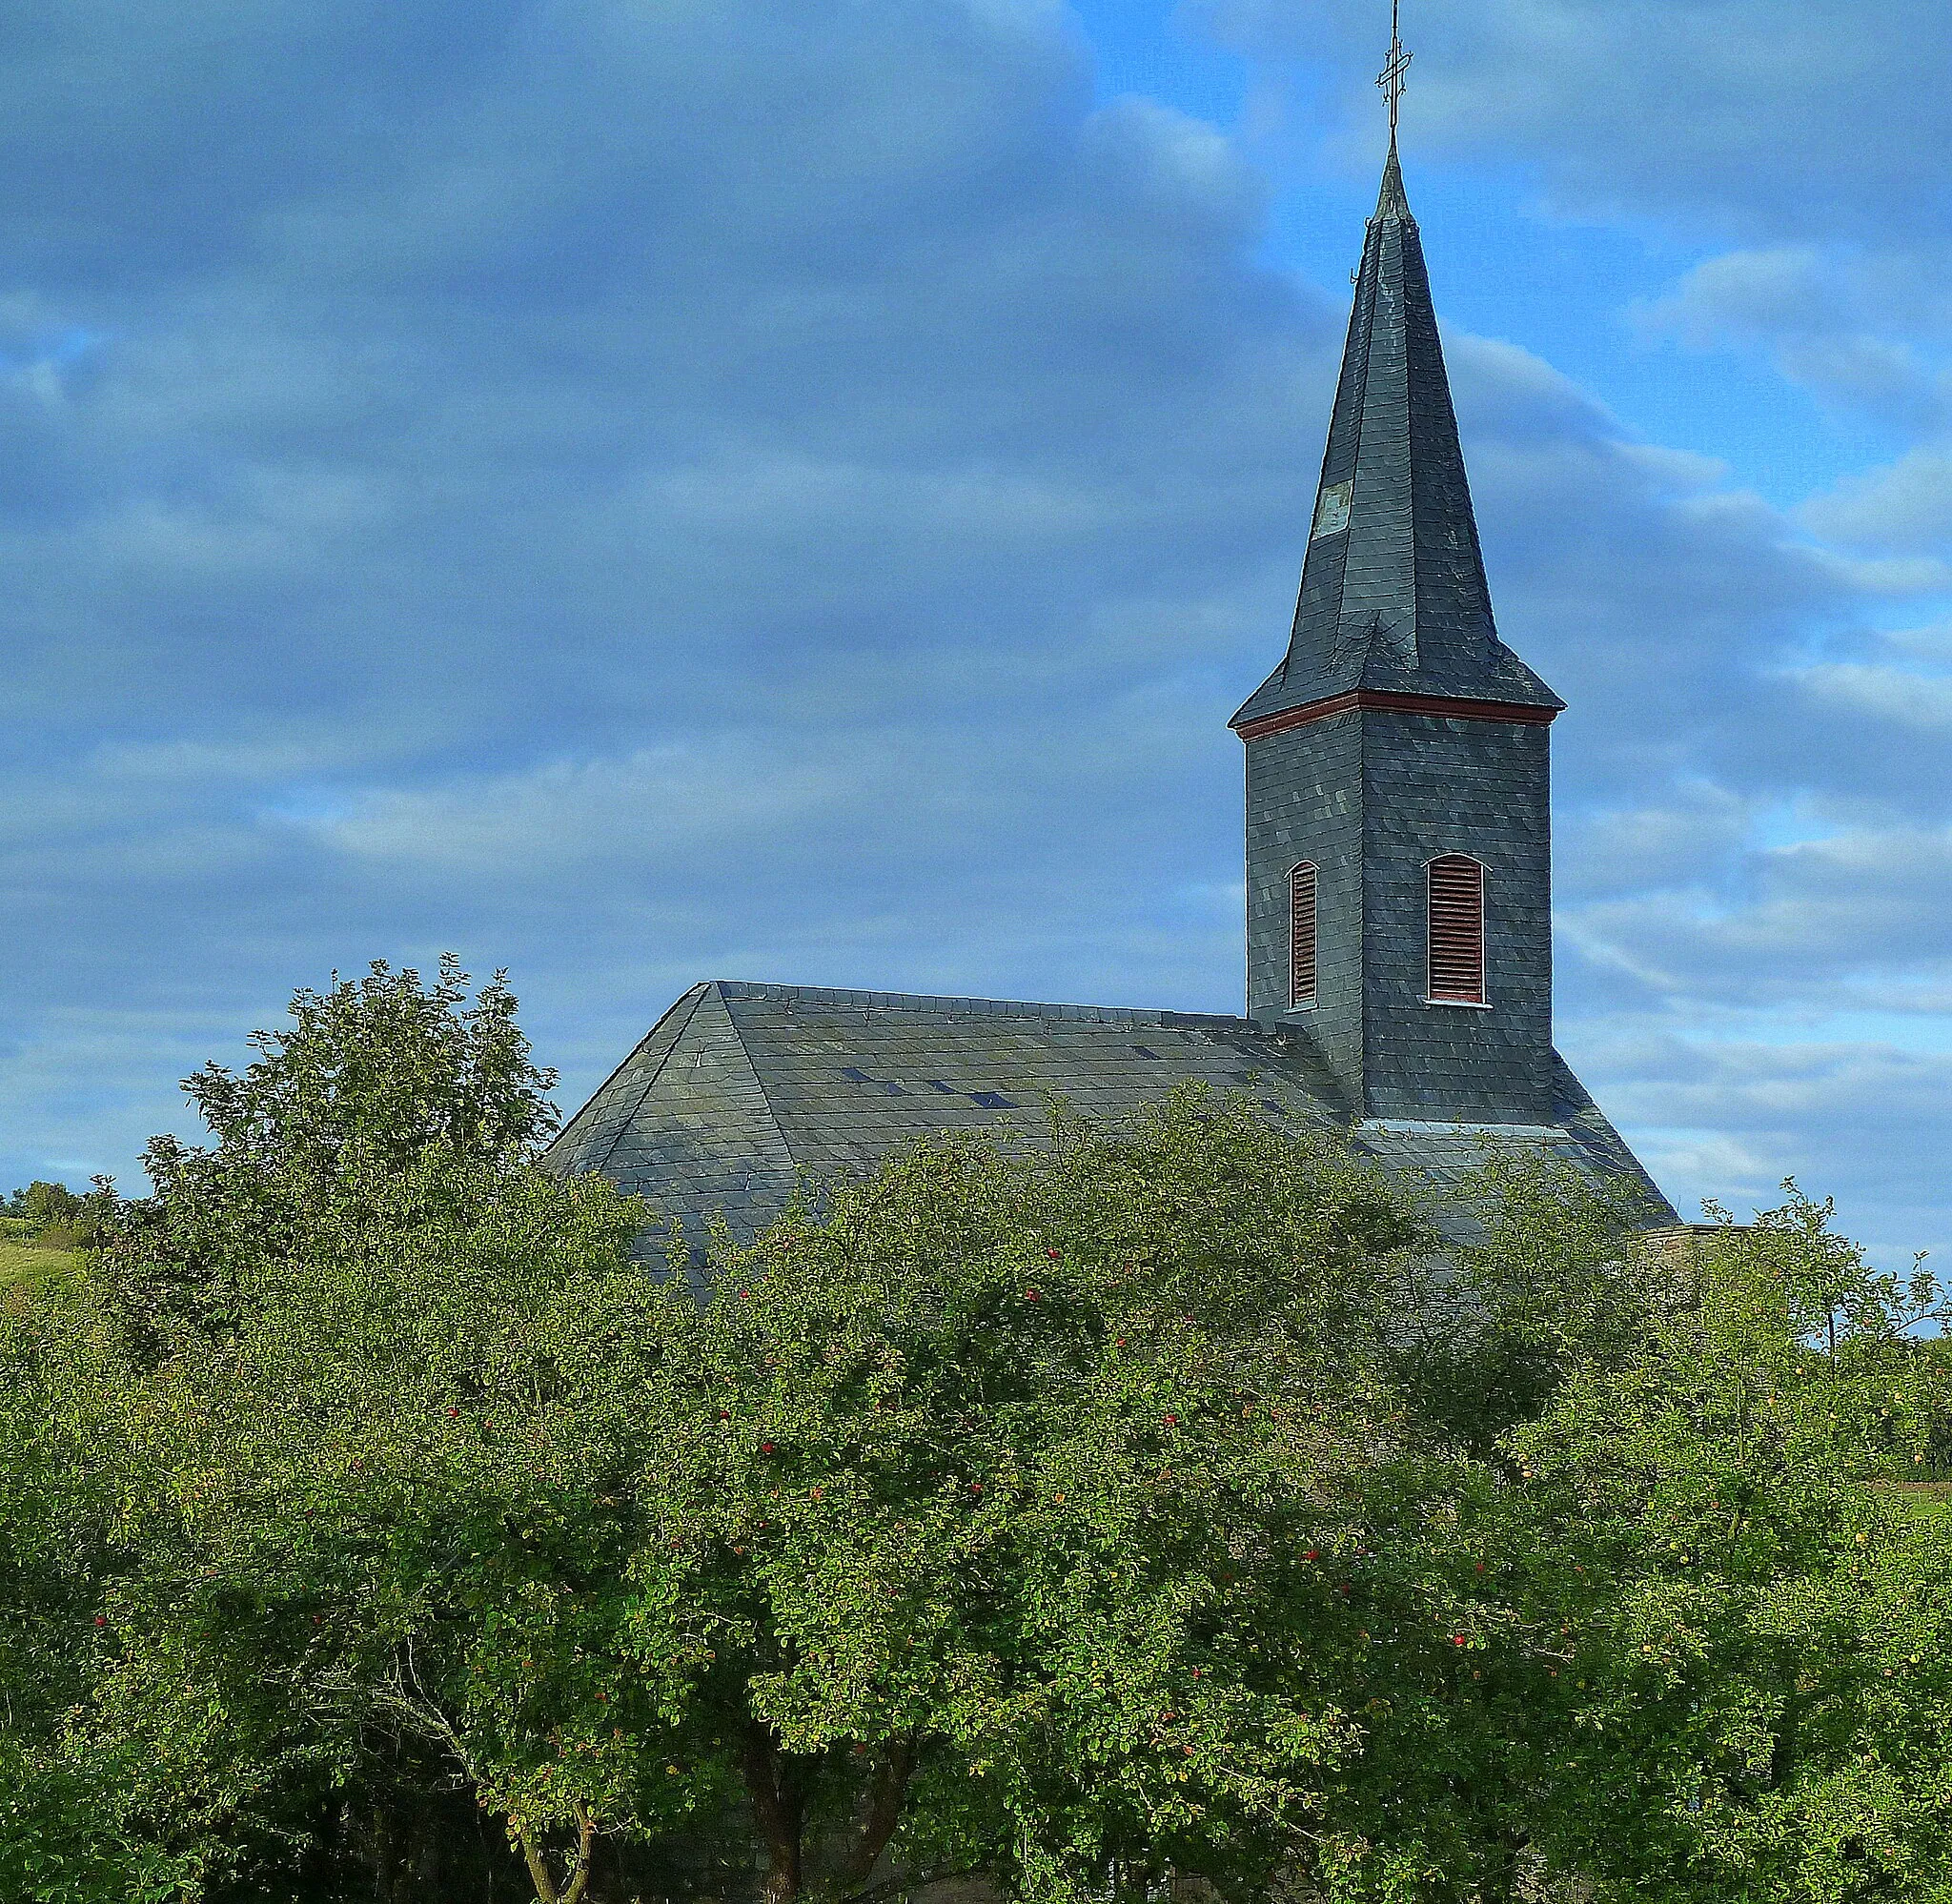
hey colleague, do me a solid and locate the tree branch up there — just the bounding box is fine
[561,1805,598,1904]
[521,1827,561,1904]
[519,1804,597,1904]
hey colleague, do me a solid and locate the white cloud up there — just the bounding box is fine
[1556,785,1755,901]
[1205,0,1952,246]
[1639,247,1952,435]
[1,0,1950,1275]
[1793,662,1952,733]
[1801,449,1952,553]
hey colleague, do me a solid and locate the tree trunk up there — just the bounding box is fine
[742,1722,806,1904]
[833,1740,920,1894]
[518,1805,597,1904]
[371,1795,398,1903]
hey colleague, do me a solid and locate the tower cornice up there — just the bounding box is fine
[1233,688,1561,742]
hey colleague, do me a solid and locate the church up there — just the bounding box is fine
[543,139,1676,1269]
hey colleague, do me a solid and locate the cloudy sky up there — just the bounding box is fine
[2,0,1949,1266]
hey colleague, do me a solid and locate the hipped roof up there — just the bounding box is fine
[544,981,1673,1288]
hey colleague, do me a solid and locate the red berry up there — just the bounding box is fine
[1165,1414,1178,1426]
[1047,1249,1059,1260]
[762,1443,774,1454]
[1026,1289,1039,1301]
[970,1482,983,1493]
[93,1614,106,1626]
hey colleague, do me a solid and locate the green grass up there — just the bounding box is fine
[0,1237,81,1298]
[1874,1480,1952,1522]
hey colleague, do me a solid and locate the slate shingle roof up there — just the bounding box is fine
[1231,148,1563,734]
[543,980,1675,1286]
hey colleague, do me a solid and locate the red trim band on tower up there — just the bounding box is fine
[1233,689,1559,741]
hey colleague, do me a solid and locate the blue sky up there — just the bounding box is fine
[3,0,1951,1267]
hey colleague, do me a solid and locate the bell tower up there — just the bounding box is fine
[1231,133,1563,1126]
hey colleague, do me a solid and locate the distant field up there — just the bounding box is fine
[0,1237,81,1294]
[1877,1480,1952,1522]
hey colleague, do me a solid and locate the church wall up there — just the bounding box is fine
[1358,710,1554,1124]
[1244,709,1364,1104]
[1246,706,1554,1125]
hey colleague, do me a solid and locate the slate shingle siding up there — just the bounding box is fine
[543,982,1674,1279]
[1245,709,1363,1077]
[1236,151,1560,1125]
[1248,710,1552,1124]
[1231,158,1562,731]
[1360,711,1552,1123]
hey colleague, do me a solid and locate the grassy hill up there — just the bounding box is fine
[0,1217,82,1299]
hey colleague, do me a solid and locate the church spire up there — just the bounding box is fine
[1375,141,1411,221]
[1230,44,1560,738]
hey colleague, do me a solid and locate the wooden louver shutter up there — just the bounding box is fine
[1289,861,1318,1009]
[1427,855,1485,1003]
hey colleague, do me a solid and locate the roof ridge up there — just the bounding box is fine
[698,983,801,1179]
[585,982,714,1179]
[707,979,1250,1028]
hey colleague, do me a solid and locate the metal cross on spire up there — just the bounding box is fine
[1377,0,1413,144]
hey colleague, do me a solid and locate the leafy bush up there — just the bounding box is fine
[1,960,1946,1904]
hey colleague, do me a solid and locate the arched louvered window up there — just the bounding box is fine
[1426,855,1487,1005]
[1288,861,1318,1010]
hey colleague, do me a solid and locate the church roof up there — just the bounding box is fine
[1231,148,1563,734]
[543,980,1675,1287]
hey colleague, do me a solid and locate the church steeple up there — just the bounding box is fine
[1232,108,1562,1127]
[1232,145,1560,733]
[1376,140,1410,220]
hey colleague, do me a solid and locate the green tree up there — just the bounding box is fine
[62,1085,1443,1904]
[1468,1193,1952,1902]
[0,960,625,1902]
[96,954,559,1356]
[10,973,1474,1904]
[1389,1149,1668,1461]
[0,1275,217,1904]
[11,956,1952,1904]
[639,1094,1428,1904]
[7,1180,87,1225]
[78,1147,679,1902]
